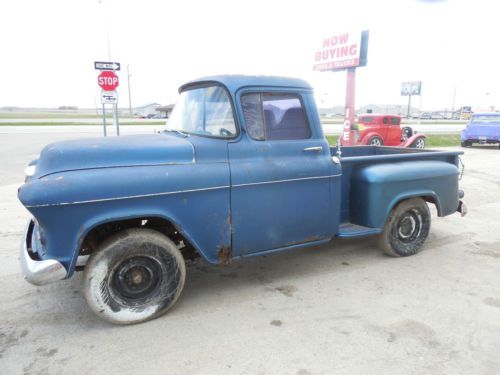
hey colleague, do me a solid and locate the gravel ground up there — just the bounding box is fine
[0,132,499,375]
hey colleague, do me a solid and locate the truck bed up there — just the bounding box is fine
[331,146,463,233]
[331,145,462,164]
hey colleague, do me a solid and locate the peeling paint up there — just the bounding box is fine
[218,246,232,264]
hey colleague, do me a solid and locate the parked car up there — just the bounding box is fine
[18,75,466,324]
[431,112,446,120]
[343,114,426,148]
[420,112,433,119]
[461,112,500,147]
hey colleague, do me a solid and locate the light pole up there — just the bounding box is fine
[98,0,119,135]
[127,64,132,117]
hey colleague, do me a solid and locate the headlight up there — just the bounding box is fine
[24,165,36,177]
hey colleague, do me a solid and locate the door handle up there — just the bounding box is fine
[303,146,323,152]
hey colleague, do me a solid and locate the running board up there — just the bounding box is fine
[336,223,382,238]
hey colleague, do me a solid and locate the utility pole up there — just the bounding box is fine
[127,64,132,117]
[451,85,457,119]
[407,94,412,119]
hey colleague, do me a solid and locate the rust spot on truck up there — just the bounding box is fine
[217,210,233,264]
[218,246,232,264]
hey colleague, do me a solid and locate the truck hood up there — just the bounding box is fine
[33,134,194,178]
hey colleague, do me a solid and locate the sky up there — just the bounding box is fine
[1,0,499,111]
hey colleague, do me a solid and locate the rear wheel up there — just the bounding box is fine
[368,136,383,146]
[83,228,186,325]
[461,141,471,147]
[378,198,431,257]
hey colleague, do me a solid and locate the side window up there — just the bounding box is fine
[390,117,400,125]
[383,117,389,124]
[263,94,311,140]
[241,93,312,141]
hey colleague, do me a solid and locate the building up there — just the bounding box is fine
[155,104,175,119]
[134,103,162,118]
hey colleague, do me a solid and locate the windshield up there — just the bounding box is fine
[165,85,237,138]
[471,115,500,123]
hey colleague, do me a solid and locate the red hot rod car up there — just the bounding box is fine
[341,114,426,148]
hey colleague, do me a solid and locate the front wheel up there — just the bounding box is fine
[412,137,426,149]
[83,228,186,325]
[378,198,431,257]
[461,141,471,147]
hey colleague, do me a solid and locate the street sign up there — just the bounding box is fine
[98,70,119,91]
[95,61,120,137]
[94,61,121,71]
[101,90,118,104]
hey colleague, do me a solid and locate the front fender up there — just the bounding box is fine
[19,163,232,277]
[26,193,231,278]
[74,205,225,275]
[400,133,426,148]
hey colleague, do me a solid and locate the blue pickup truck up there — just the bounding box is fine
[461,112,500,147]
[18,76,467,324]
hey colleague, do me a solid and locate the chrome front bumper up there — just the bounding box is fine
[20,220,67,286]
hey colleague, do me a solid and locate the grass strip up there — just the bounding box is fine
[326,134,461,147]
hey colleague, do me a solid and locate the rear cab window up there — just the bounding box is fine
[241,93,312,141]
[472,115,500,123]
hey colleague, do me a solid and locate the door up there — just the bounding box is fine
[386,116,402,145]
[377,116,390,141]
[228,91,340,256]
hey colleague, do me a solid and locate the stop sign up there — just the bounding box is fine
[97,70,119,91]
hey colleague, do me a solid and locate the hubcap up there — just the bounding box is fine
[396,210,422,243]
[371,138,381,146]
[111,256,162,302]
[416,139,425,148]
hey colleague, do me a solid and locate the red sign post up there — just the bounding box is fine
[313,31,369,146]
[98,70,119,91]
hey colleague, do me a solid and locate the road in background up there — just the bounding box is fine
[0,123,465,135]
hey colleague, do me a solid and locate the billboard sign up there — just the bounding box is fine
[313,31,368,71]
[401,81,422,96]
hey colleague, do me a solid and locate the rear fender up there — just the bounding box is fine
[349,160,459,228]
[359,132,383,145]
[387,191,443,219]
